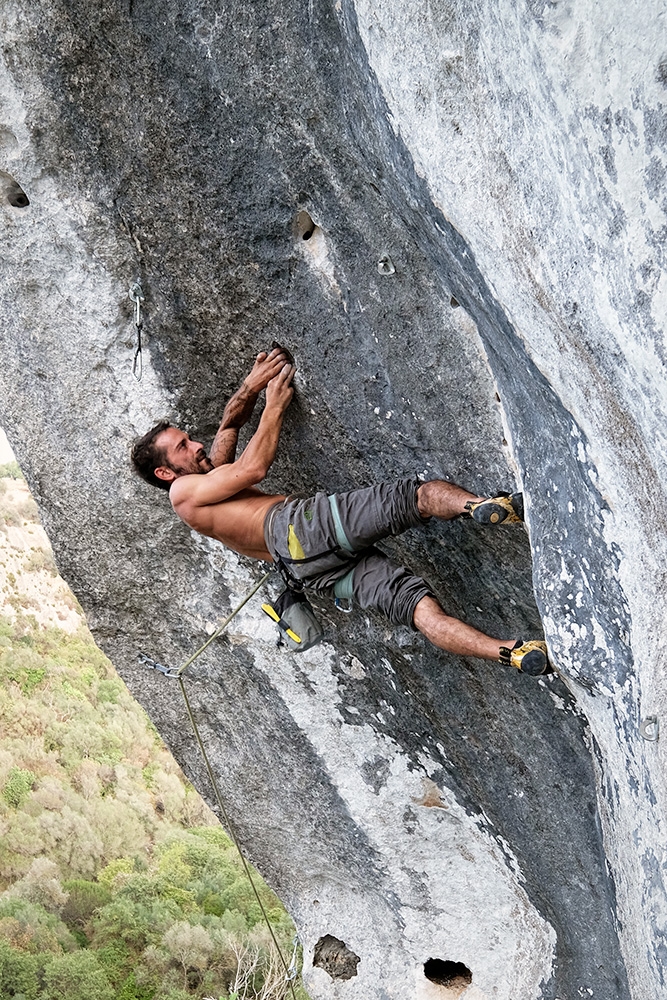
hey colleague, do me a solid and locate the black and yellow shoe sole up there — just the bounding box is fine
[500,639,550,676]
[468,492,524,525]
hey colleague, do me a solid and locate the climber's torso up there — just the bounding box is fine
[170,486,287,561]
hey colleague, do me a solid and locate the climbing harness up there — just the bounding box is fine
[261,493,363,641]
[138,570,300,998]
[275,495,360,574]
[129,281,144,381]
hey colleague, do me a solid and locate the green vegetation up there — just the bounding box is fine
[0,461,23,480]
[0,613,306,999]
[3,766,37,808]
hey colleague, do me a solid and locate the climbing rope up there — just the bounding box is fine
[139,570,301,999]
[139,572,272,679]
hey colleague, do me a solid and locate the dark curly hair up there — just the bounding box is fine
[131,421,173,491]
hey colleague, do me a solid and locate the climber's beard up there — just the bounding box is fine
[194,448,214,473]
[169,449,214,477]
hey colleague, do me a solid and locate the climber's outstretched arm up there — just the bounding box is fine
[171,364,295,513]
[210,347,289,466]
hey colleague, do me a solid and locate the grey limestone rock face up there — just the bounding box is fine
[0,1,664,997]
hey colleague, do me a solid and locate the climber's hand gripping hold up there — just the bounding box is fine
[209,347,292,467]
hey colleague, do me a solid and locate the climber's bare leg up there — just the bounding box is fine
[416,480,483,521]
[413,596,511,660]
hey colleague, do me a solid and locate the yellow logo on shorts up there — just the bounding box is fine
[288,524,305,561]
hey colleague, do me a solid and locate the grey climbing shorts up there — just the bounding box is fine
[264,478,433,626]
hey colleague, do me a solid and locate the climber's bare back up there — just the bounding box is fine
[171,483,286,561]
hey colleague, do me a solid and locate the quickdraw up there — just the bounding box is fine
[129,281,144,381]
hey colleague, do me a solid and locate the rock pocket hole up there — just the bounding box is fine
[293,209,337,289]
[424,959,472,991]
[313,934,360,981]
[295,209,316,241]
[0,170,30,208]
[9,189,29,208]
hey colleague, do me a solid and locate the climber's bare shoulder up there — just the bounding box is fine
[170,474,286,560]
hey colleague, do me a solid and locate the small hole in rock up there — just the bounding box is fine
[450,296,460,308]
[0,170,30,209]
[313,934,360,981]
[295,209,316,241]
[424,958,472,988]
[10,191,29,208]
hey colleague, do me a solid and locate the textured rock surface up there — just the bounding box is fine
[0,1,664,996]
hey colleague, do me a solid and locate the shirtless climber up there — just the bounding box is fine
[131,348,549,675]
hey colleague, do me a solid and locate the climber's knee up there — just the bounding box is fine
[337,550,432,626]
[412,594,453,634]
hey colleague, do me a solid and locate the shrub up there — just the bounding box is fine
[61,879,111,929]
[97,858,136,891]
[4,665,45,696]
[0,938,40,1000]
[23,549,58,576]
[0,898,75,954]
[0,462,22,480]
[3,766,36,808]
[42,950,114,1000]
[15,497,39,523]
[0,505,20,528]
[162,921,214,986]
[114,969,155,1000]
[97,678,123,704]
[89,897,178,952]
[6,858,68,913]
[0,810,44,881]
[93,939,133,988]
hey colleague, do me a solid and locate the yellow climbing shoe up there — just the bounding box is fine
[499,639,550,676]
[466,492,524,525]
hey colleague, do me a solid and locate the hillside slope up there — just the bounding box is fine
[0,464,302,1000]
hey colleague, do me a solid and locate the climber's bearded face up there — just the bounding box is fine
[154,427,214,484]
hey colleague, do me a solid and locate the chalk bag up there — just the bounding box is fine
[262,587,323,652]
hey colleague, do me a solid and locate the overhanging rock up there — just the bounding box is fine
[0,1,665,997]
